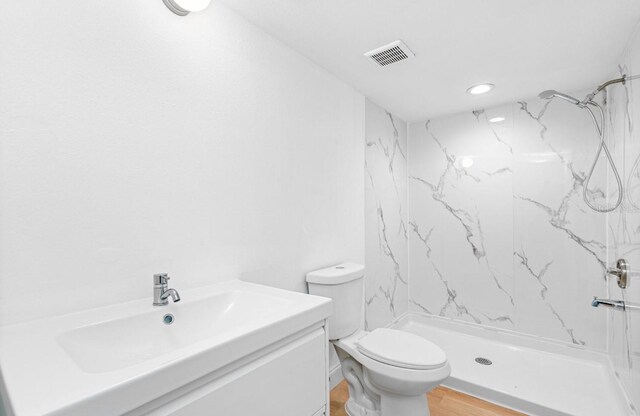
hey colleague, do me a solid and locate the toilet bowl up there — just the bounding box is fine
[335,328,450,416]
[306,263,450,416]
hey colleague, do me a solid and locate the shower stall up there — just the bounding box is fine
[364,26,640,416]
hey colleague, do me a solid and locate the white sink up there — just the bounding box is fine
[0,280,331,416]
[57,290,296,373]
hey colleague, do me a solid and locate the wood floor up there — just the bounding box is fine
[330,380,526,416]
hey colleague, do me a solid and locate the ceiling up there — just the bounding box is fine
[217,0,640,122]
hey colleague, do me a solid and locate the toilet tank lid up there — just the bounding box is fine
[306,263,364,285]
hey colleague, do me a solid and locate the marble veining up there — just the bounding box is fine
[408,96,608,349]
[364,47,639,412]
[409,219,485,324]
[475,108,514,154]
[514,248,584,345]
[605,27,640,414]
[515,194,607,270]
[364,99,408,330]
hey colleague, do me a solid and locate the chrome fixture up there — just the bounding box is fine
[474,357,493,366]
[591,297,626,311]
[584,74,640,103]
[592,297,640,312]
[541,74,640,110]
[607,258,629,289]
[163,314,175,325]
[153,273,181,306]
[538,90,582,106]
[538,75,640,212]
[537,79,631,212]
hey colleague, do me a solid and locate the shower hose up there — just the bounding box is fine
[582,101,623,213]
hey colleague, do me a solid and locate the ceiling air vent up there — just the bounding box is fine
[364,40,415,67]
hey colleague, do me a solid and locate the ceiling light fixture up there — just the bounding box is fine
[467,84,495,95]
[489,116,505,123]
[162,0,211,16]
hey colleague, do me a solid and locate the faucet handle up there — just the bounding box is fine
[606,259,629,289]
[154,273,170,285]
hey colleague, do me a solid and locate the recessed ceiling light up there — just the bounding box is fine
[489,116,505,123]
[467,84,495,95]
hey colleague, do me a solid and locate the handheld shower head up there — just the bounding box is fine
[538,85,625,213]
[538,90,582,105]
[538,90,559,100]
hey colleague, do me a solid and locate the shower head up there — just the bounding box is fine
[538,90,582,106]
[538,90,559,100]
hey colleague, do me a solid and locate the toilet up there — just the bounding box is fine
[307,263,450,416]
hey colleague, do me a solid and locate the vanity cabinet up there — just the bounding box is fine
[133,327,328,416]
[0,281,332,416]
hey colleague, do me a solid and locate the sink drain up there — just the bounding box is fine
[163,314,175,325]
[475,357,492,366]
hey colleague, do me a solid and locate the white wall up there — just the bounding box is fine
[0,0,365,326]
[364,99,408,330]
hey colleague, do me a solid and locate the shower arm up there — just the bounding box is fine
[584,73,640,104]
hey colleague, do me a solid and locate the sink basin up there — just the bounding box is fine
[0,280,331,416]
[57,290,296,373]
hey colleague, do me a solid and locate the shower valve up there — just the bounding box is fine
[606,258,629,289]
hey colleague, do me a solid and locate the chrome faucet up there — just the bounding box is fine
[591,297,625,311]
[153,273,181,306]
[591,297,640,312]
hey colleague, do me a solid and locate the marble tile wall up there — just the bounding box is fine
[407,93,610,350]
[364,32,639,411]
[606,24,640,414]
[364,99,408,330]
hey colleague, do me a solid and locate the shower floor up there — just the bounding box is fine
[391,313,632,416]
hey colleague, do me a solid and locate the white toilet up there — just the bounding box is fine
[307,263,450,416]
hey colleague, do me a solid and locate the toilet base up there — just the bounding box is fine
[337,351,436,416]
[344,395,429,416]
[379,392,429,416]
[341,384,430,416]
[344,397,380,416]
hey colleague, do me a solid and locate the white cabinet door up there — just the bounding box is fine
[146,329,326,416]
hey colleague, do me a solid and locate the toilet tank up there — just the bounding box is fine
[306,263,364,340]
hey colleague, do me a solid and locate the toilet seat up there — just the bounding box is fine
[356,328,447,370]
